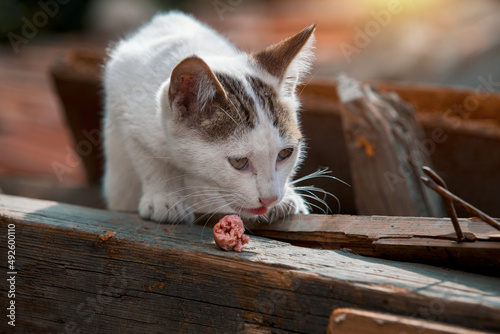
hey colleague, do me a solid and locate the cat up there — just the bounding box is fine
[102,11,316,224]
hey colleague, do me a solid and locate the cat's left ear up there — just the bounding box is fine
[164,56,227,123]
[252,24,316,94]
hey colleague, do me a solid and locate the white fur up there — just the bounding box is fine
[103,11,314,223]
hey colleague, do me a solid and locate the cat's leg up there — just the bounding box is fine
[103,128,142,211]
[129,142,195,224]
[267,184,309,223]
[137,160,195,224]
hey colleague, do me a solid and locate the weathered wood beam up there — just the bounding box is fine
[327,308,489,334]
[0,194,499,333]
[336,74,445,217]
[245,214,500,276]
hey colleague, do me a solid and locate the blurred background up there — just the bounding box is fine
[1,0,499,209]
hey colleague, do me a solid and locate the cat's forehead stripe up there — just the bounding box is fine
[246,75,301,141]
[216,74,257,129]
[200,73,301,142]
[196,73,257,142]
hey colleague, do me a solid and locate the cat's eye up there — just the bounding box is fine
[277,148,294,161]
[228,157,249,170]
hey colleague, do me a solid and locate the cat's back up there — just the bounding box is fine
[107,11,237,77]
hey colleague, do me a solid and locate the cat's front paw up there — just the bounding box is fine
[267,192,309,223]
[138,191,194,224]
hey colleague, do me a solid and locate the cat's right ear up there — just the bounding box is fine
[165,56,227,122]
[252,24,315,96]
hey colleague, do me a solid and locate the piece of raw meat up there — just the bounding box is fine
[213,215,249,252]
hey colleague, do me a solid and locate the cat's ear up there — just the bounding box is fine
[252,24,315,94]
[167,56,226,122]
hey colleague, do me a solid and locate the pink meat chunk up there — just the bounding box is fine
[213,215,249,252]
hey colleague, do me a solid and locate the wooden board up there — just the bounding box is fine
[327,308,489,334]
[0,194,499,333]
[245,214,500,276]
[335,74,444,217]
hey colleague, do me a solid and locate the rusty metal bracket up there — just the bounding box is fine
[421,166,500,243]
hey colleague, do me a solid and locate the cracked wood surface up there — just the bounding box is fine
[245,214,500,276]
[0,194,499,333]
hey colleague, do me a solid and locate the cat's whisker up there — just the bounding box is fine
[287,168,348,214]
[259,212,270,224]
[156,185,242,224]
[153,174,193,190]
[225,96,245,123]
[295,190,328,208]
[218,107,240,126]
[172,191,237,224]
[133,153,183,160]
[300,196,328,214]
[295,186,329,202]
[299,190,330,214]
[239,210,261,236]
[180,194,234,223]
[157,184,234,200]
[198,198,241,238]
[297,68,320,98]
[135,155,168,159]
[295,185,341,214]
[189,198,237,231]
[181,194,235,220]
[154,189,226,225]
[291,168,350,187]
[279,204,287,221]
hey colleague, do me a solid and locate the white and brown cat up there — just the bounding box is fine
[103,11,315,224]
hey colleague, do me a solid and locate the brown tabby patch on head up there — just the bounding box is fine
[246,75,302,141]
[196,73,258,142]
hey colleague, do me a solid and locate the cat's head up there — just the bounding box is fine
[159,24,315,218]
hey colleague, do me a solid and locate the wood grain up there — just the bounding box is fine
[245,214,500,276]
[336,74,445,217]
[327,308,489,334]
[0,194,499,333]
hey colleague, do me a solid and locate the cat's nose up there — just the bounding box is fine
[259,197,278,207]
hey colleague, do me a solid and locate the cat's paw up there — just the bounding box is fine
[138,191,194,224]
[267,192,309,223]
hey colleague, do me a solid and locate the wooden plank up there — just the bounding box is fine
[0,194,499,333]
[327,308,488,334]
[336,74,445,217]
[245,214,500,276]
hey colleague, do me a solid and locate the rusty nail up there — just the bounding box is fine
[422,167,465,242]
[421,167,500,235]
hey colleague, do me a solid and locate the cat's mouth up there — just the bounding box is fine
[248,206,268,215]
[239,206,268,216]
